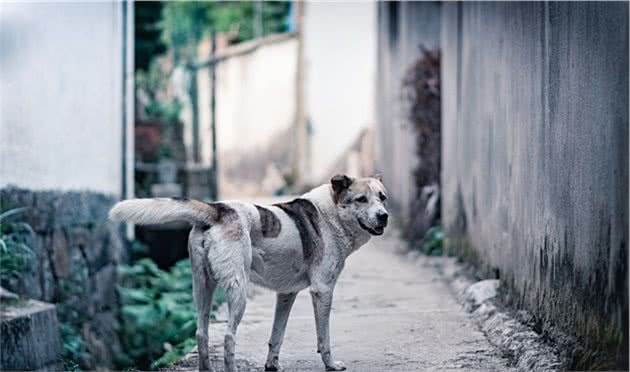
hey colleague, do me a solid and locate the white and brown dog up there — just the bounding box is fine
[109,174,389,372]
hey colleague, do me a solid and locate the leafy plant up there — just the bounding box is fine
[60,322,90,370]
[0,207,35,283]
[420,226,444,256]
[117,258,225,370]
[160,1,291,64]
[403,49,442,248]
[145,100,183,125]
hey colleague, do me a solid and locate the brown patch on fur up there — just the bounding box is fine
[274,198,323,264]
[331,174,354,204]
[334,178,386,204]
[255,205,282,238]
[206,202,242,241]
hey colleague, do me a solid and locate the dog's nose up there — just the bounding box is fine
[377,211,389,225]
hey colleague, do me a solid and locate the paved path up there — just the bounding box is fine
[174,232,513,371]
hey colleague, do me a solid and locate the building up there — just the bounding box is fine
[376,2,628,369]
[0,2,133,368]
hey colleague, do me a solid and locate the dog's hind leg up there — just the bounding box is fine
[224,281,247,372]
[264,292,298,371]
[189,233,217,372]
[205,220,252,372]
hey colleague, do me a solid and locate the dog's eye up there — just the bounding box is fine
[355,196,368,203]
[379,193,387,202]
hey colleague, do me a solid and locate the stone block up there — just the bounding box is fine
[0,299,63,370]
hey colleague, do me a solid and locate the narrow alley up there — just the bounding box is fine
[174,230,513,372]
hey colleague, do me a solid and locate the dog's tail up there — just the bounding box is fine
[109,198,214,226]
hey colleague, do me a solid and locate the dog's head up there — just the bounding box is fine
[330,174,389,236]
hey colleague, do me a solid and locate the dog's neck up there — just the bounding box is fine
[302,184,371,257]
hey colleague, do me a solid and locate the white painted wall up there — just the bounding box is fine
[304,1,377,182]
[0,2,123,196]
[197,37,297,165]
[183,36,298,197]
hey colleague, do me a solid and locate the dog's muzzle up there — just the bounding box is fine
[358,219,386,236]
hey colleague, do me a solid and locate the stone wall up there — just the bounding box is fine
[441,2,628,369]
[1,187,125,369]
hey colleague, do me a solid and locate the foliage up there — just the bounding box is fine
[420,226,444,256]
[160,2,209,63]
[403,48,442,250]
[55,275,93,369]
[144,100,183,125]
[135,59,183,124]
[136,2,166,72]
[60,322,90,371]
[0,207,34,284]
[0,207,92,370]
[403,48,441,190]
[160,1,291,64]
[135,60,169,102]
[117,258,225,370]
[209,1,291,43]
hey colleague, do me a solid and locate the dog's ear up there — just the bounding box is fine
[331,174,354,197]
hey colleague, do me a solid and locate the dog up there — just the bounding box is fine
[109,174,389,372]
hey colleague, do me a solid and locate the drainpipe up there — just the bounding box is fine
[121,0,135,239]
[209,31,218,200]
[293,0,307,189]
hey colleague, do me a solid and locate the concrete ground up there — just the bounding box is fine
[173,231,513,372]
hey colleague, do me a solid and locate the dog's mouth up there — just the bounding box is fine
[358,219,384,236]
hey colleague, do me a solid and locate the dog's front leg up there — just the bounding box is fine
[310,288,346,371]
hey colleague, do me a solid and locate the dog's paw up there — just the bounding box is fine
[325,361,346,371]
[265,354,281,371]
[198,362,215,372]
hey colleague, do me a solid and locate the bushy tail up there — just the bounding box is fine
[108,198,214,226]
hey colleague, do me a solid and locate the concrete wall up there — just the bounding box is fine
[0,2,123,196]
[0,4,127,368]
[375,2,441,220]
[322,128,375,184]
[186,35,298,197]
[441,2,628,368]
[304,1,376,183]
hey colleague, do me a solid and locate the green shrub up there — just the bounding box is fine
[60,322,90,371]
[117,257,225,370]
[420,226,444,256]
[0,207,35,283]
[0,207,89,371]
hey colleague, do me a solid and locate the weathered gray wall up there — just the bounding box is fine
[375,2,441,220]
[441,2,628,369]
[1,188,125,369]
